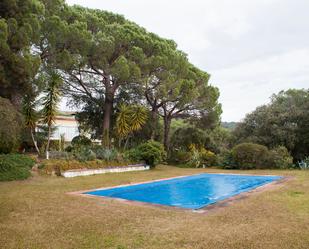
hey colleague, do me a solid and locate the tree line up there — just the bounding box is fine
[0,0,221,154]
[1,1,307,166]
[233,89,309,162]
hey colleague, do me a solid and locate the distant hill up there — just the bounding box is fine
[221,121,238,130]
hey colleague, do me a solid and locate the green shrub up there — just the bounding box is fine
[187,145,201,168]
[70,145,120,162]
[92,146,118,161]
[65,145,73,152]
[0,97,23,153]
[187,144,217,168]
[199,148,217,167]
[169,150,191,164]
[48,140,60,151]
[169,145,217,168]
[73,146,96,162]
[231,143,270,169]
[222,144,294,170]
[269,146,293,169]
[71,135,92,147]
[217,150,237,169]
[47,139,67,152]
[51,144,120,162]
[125,148,141,163]
[126,140,166,168]
[0,154,35,181]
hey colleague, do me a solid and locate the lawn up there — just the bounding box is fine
[1,165,309,249]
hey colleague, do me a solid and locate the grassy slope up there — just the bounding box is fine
[0,166,309,249]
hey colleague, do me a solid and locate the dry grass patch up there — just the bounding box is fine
[0,166,309,249]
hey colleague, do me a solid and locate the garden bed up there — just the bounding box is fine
[40,159,148,177]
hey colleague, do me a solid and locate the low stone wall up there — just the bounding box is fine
[62,164,150,178]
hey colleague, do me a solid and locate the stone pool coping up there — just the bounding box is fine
[68,172,293,214]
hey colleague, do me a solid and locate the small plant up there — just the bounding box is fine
[269,146,293,169]
[116,104,148,139]
[59,134,65,151]
[73,146,96,162]
[217,150,237,169]
[298,157,309,170]
[65,145,73,152]
[22,93,40,154]
[187,144,217,168]
[126,140,166,168]
[188,144,201,168]
[92,146,118,161]
[199,147,217,167]
[169,150,191,164]
[71,135,92,147]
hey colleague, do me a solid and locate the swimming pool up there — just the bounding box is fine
[85,173,281,209]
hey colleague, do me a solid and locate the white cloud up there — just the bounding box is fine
[212,48,309,121]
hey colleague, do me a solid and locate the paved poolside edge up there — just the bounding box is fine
[67,173,293,214]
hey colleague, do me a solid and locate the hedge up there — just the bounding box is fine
[0,154,35,181]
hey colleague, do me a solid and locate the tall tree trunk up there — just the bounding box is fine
[102,85,115,148]
[150,107,158,140]
[46,125,51,159]
[163,116,171,152]
[30,128,40,154]
[124,135,130,150]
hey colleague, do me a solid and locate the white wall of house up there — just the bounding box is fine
[50,115,79,142]
[51,125,79,141]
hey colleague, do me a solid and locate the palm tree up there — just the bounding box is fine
[116,104,148,148]
[41,70,62,159]
[22,92,40,154]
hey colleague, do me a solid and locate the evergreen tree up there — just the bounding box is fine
[0,0,43,107]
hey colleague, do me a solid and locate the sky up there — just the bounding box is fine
[66,0,309,121]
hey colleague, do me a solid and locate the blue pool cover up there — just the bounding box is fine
[85,173,281,209]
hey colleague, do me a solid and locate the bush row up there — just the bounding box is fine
[219,143,293,169]
[40,159,137,175]
[49,138,166,165]
[169,142,294,170]
[42,140,166,173]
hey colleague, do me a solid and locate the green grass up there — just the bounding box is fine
[0,165,309,249]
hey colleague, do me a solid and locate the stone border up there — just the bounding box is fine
[62,164,150,178]
[68,172,292,213]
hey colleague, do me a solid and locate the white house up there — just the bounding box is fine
[50,112,79,142]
